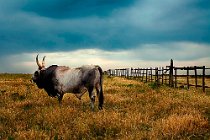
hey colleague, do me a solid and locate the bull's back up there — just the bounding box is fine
[55,65,100,93]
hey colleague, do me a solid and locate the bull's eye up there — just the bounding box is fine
[34,71,39,76]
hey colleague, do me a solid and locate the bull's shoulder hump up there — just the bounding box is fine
[78,65,99,70]
[56,66,82,76]
[56,66,70,72]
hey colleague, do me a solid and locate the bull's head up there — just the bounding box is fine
[32,54,46,88]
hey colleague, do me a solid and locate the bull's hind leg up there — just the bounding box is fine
[96,87,100,109]
[88,86,95,111]
[96,84,103,110]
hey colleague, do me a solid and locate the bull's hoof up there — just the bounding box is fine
[98,105,103,110]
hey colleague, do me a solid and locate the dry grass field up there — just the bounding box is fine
[1,74,210,139]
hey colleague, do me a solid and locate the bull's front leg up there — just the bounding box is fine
[57,93,64,106]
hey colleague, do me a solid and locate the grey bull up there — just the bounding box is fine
[32,55,104,110]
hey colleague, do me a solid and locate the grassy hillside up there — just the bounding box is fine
[0,74,210,139]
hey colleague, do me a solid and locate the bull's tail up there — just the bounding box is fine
[97,66,104,110]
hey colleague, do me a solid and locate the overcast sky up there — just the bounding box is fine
[0,0,209,73]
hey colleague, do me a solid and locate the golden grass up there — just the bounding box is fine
[0,74,210,139]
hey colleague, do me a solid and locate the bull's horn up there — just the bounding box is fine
[42,56,46,68]
[36,54,42,69]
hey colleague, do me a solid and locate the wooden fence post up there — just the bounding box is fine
[142,69,144,82]
[187,67,189,89]
[126,68,129,78]
[138,68,140,78]
[117,69,119,77]
[131,68,133,77]
[169,59,174,87]
[139,68,142,79]
[202,66,205,92]
[162,67,164,84]
[146,68,148,83]
[150,68,153,82]
[156,67,159,85]
[136,69,138,77]
[124,69,126,77]
[194,66,197,88]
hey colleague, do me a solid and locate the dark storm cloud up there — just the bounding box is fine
[22,0,135,18]
[0,0,209,56]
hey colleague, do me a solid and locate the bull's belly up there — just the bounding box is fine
[65,86,87,100]
[65,86,87,94]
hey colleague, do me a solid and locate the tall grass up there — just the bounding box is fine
[0,74,210,139]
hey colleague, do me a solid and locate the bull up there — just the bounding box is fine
[32,55,104,110]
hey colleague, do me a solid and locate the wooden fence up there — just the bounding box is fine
[107,59,210,92]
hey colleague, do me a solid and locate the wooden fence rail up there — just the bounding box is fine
[107,59,210,92]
